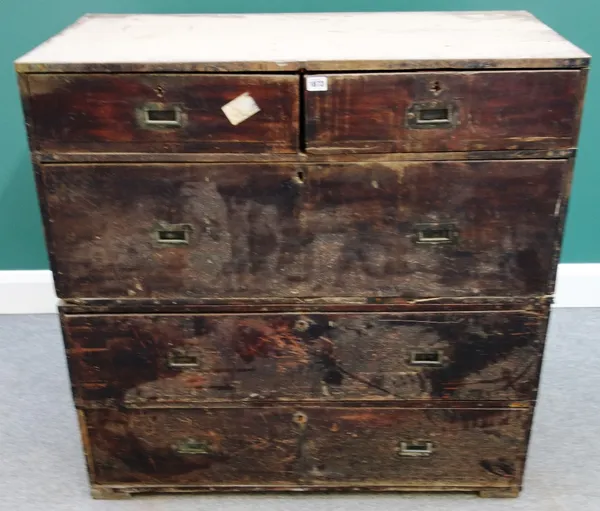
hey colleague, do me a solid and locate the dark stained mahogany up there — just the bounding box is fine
[25,74,300,153]
[40,159,569,300]
[58,295,551,314]
[82,406,530,488]
[16,17,588,497]
[62,309,545,406]
[304,70,585,153]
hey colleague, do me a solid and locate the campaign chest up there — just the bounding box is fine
[15,11,589,499]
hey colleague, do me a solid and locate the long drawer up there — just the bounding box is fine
[41,159,569,299]
[82,407,530,488]
[25,74,299,153]
[304,70,584,153]
[62,309,545,406]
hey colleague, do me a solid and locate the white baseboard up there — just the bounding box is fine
[0,270,58,314]
[553,263,600,308]
[0,264,598,314]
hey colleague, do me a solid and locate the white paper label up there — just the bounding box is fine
[221,92,261,126]
[306,76,328,92]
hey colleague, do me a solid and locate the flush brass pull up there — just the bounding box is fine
[153,223,192,245]
[409,349,444,366]
[414,223,458,244]
[137,103,185,128]
[407,101,458,129]
[168,349,200,369]
[174,438,212,455]
[398,440,434,457]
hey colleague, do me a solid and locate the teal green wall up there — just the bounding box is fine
[0,0,596,269]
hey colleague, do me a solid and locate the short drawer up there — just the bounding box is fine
[41,159,568,299]
[24,74,299,153]
[62,310,544,406]
[83,407,529,488]
[304,70,584,153]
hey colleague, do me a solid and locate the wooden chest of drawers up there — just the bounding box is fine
[16,11,589,499]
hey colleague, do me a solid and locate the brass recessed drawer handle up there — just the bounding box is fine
[414,223,458,244]
[137,103,185,128]
[168,350,200,368]
[174,438,212,455]
[407,101,457,129]
[410,349,444,366]
[398,441,433,457]
[153,223,192,245]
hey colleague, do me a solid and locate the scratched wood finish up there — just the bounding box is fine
[15,11,590,499]
[63,310,544,406]
[40,160,569,299]
[304,71,584,153]
[36,148,576,164]
[59,296,551,314]
[82,407,528,489]
[63,312,544,405]
[14,12,590,73]
[25,74,299,153]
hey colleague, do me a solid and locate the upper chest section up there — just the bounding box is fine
[16,12,589,157]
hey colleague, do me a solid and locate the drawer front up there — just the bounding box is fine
[304,71,583,153]
[25,74,299,153]
[84,407,529,487]
[63,310,544,405]
[42,160,567,299]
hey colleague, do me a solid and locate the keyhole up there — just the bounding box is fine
[155,85,165,98]
[293,412,308,425]
[430,81,442,94]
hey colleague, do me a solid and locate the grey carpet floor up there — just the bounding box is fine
[1,309,599,510]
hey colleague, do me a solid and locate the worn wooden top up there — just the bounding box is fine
[15,11,589,73]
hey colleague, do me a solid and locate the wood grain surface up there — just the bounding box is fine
[63,309,545,406]
[25,74,299,153]
[40,160,569,299]
[305,71,585,153]
[16,12,588,497]
[15,12,589,73]
[82,407,529,488]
